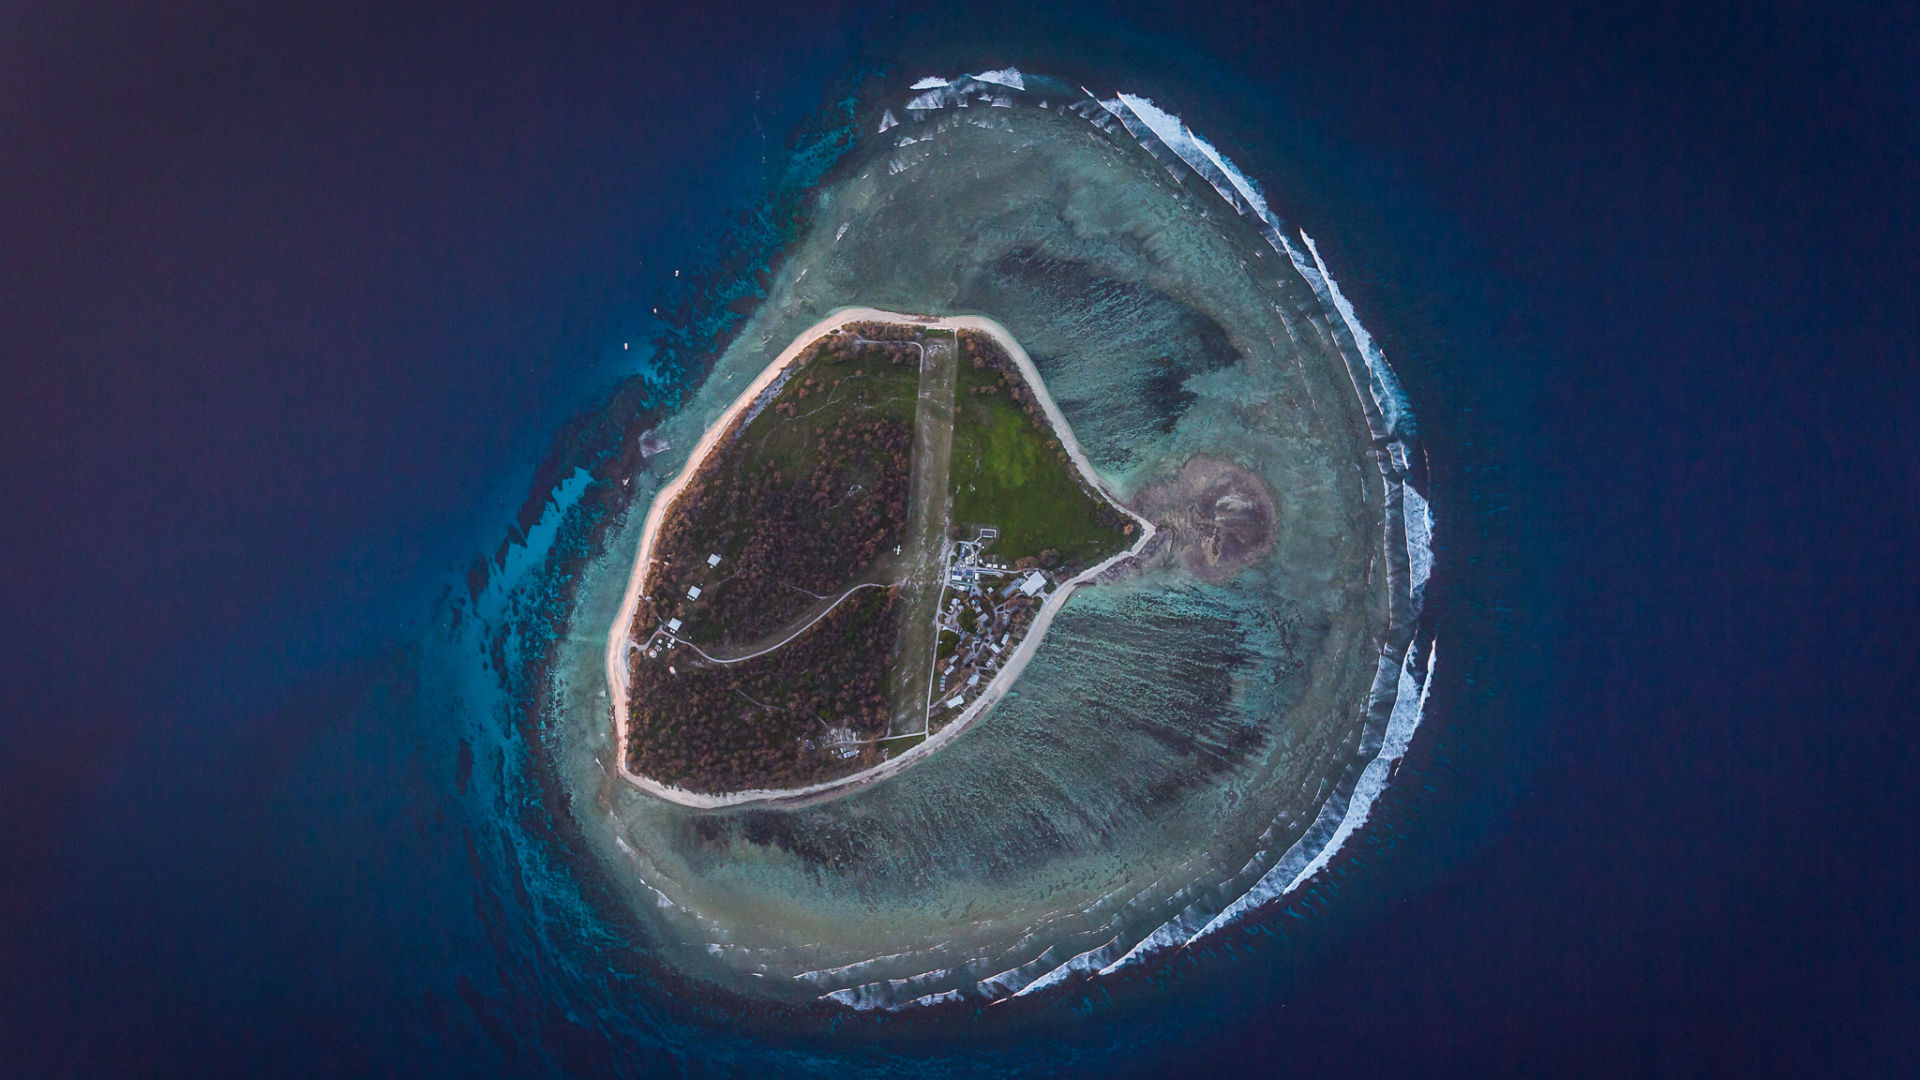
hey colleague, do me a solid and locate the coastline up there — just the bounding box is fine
[604,307,1158,810]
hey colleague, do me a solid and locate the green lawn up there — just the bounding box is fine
[950,362,1132,569]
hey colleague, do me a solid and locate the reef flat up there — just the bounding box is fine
[551,69,1435,1011]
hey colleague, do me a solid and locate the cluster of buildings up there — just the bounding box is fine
[640,551,725,662]
[930,528,1049,715]
[802,724,862,760]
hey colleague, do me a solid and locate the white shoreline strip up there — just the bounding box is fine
[604,309,1157,810]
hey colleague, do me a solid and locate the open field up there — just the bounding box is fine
[950,331,1134,570]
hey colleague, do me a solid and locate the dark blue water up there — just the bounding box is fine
[5,2,1915,1075]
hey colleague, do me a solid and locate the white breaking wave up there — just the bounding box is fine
[1405,483,1434,603]
[1110,94,1278,227]
[1012,935,1125,998]
[1188,642,1436,942]
[975,67,1026,90]
[1064,87,1438,984]
[1301,230,1415,441]
[910,76,950,90]
[796,942,957,986]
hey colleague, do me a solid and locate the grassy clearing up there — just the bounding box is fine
[950,358,1132,569]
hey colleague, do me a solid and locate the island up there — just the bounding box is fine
[605,310,1155,806]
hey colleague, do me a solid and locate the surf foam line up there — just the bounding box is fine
[808,72,1440,1011]
[1058,86,1438,981]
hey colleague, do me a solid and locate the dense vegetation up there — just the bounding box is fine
[951,330,1135,569]
[643,333,920,645]
[626,587,898,792]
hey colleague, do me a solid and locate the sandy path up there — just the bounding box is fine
[605,308,1157,810]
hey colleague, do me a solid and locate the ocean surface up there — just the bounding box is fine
[4,2,1915,1076]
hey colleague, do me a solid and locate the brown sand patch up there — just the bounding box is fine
[1131,457,1278,582]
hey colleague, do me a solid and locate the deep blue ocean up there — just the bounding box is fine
[4,2,1915,1075]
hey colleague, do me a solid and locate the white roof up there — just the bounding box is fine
[706,553,722,566]
[946,695,965,709]
[665,617,682,633]
[1018,572,1045,596]
[686,585,702,600]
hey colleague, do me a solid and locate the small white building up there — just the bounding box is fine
[665,617,683,633]
[686,584,702,601]
[946,695,965,710]
[706,553,722,567]
[1018,572,1045,597]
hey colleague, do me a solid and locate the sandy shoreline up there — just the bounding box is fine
[604,308,1156,810]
